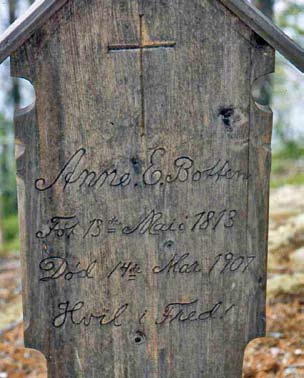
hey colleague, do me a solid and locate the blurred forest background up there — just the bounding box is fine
[0,0,303,255]
[0,1,303,378]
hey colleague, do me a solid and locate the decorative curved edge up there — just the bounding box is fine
[250,35,275,117]
[244,34,275,347]
[251,73,273,114]
[13,88,46,357]
[14,103,36,341]
[15,99,36,119]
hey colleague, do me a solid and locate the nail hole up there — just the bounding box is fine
[131,157,141,175]
[133,331,146,345]
[164,240,174,249]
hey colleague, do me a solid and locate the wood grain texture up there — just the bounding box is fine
[0,0,303,71]
[11,0,275,377]
[0,0,68,64]
[221,0,304,72]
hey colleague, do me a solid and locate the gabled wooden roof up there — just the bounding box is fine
[0,0,303,72]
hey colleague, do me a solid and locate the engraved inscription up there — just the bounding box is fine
[34,147,250,193]
[39,252,256,282]
[33,144,250,341]
[51,299,235,329]
[36,208,238,240]
[39,257,97,282]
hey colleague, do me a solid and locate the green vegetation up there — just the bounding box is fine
[272,141,304,161]
[271,143,304,188]
[0,214,19,256]
[0,113,18,256]
[271,171,304,188]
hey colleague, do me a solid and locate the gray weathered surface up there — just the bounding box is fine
[0,0,303,71]
[12,0,275,377]
[0,0,68,64]
[222,0,304,72]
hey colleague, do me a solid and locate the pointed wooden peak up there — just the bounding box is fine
[0,0,303,72]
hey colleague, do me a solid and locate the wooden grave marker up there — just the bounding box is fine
[0,0,303,377]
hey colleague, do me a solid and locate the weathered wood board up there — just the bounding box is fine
[12,0,275,377]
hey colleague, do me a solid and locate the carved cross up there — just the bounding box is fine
[108,14,176,135]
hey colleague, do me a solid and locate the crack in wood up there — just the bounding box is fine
[139,14,145,137]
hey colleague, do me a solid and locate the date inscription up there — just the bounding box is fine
[36,208,238,240]
[39,252,256,282]
[32,144,254,340]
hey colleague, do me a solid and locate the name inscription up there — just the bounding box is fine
[33,145,250,335]
[34,147,250,193]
